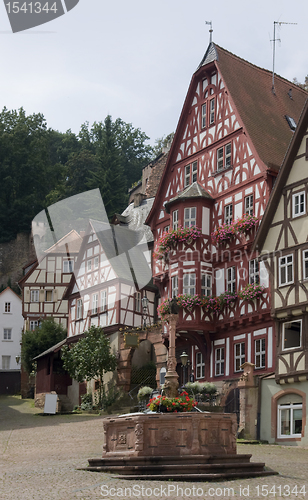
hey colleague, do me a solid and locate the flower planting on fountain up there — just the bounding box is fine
[211,213,259,246]
[238,282,265,300]
[147,390,197,412]
[158,291,238,319]
[154,226,202,261]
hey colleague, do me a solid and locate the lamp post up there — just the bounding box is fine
[141,294,149,328]
[164,297,180,398]
[180,351,188,387]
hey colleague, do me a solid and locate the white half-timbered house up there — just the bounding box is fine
[254,98,308,446]
[146,42,308,430]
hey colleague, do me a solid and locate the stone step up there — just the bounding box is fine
[109,470,278,480]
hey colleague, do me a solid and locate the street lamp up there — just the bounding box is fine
[180,351,189,386]
[141,294,149,328]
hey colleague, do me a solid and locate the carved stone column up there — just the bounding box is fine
[164,312,179,398]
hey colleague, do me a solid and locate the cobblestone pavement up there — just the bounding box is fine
[0,396,308,500]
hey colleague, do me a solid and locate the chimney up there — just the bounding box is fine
[134,193,146,207]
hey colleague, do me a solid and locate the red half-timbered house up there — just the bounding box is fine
[146,42,308,408]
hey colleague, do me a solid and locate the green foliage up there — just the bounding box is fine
[61,326,117,409]
[152,132,174,157]
[80,392,93,411]
[21,319,67,374]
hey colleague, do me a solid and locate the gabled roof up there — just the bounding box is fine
[45,229,83,255]
[0,286,22,301]
[253,98,308,252]
[33,338,67,361]
[165,182,213,213]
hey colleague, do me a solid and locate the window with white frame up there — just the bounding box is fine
[172,210,178,230]
[201,103,207,129]
[101,290,107,312]
[209,98,215,124]
[234,342,245,372]
[184,162,198,187]
[215,347,224,376]
[45,290,53,302]
[171,275,178,298]
[244,194,254,215]
[278,402,302,438]
[76,299,83,320]
[227,266,236,293]
[3,328,12,340]
[196,351,205,379]
[4,302,11,313]
[163,225,170,233]
[135,291,141,312]
[292,191,305,218]
[282,320,301,350]
[183,273,196,295]
[2,355,10,370]
[255,338,266,369]
[224,204,233,225]
[201,274,211,296]
[249,259,259,284]
[217,143,231,171]
[30,290,39,302]
[63,260,74,273]
[94,256,99,269]
[87,260,92,272]
[303,250,308,280]
[30,320,38,331]
[92,293,98,314]
[184,207,196,227]
[279,254,293,286]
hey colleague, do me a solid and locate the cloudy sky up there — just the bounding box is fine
[0,0,307,145]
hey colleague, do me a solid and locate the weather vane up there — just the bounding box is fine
[205,21,213,44]
[271,21,297,93]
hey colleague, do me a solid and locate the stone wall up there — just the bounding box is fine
[0,232,35,288]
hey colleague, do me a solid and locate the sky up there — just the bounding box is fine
[0,0,307,146]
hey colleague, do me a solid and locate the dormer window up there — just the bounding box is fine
[184,161,198,187]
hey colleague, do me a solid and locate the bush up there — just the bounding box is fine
[137,386,153,401]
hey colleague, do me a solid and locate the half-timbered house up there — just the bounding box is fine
[254,98,308,446]
[146,42,308,433]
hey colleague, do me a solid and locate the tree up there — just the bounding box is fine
[293,76,308,91]
[61,325,117,408]
[152,132,174,157]
[21,319,67,374]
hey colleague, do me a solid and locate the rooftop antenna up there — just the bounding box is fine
[271,21,297,94]
[205,21,213,44]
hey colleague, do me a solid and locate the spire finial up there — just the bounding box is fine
[205,21,213,44]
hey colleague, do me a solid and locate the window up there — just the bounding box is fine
[30,290,39,302]
[282,320,301,350]
[3,328,12,340]
[30,320,38,331]
[94,256,99,269]
[87,260,92,272]
[215,347,224,376]
[184,161,198,187]
[92,294,98,314]
[209,98,215,124]
[172,210,178,230]
[278,403,302,438]
[224,204,233,225]
[101,290,107,312]
[45,290,53,302]
[76,299,83,320]
[292,191,305,218]
[183,273,196,295]
[303,250,308,280]
[171,275,178,298]
[234,342,245,372]
[279,254,293,286]
[285,115,297,131]
[63,260,74,273]
[196,351,205,379]
[244,195,254,215]
[4,302,11,313]
[201,274,211,296]
[2,356,10,370]
[227,266,236,293]
[163,225,170,233]
[135,291,141,313]
[217,143,231,172]
[255,338,266,369]
[184,207,196,227]
[201,103,207,128]
[249,259,259,284]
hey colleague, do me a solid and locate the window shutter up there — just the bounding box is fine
[39,289,45,302]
